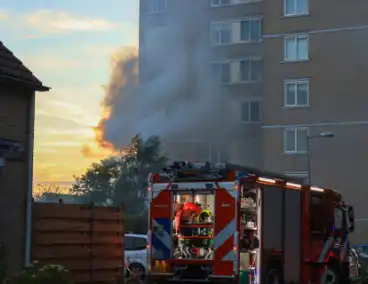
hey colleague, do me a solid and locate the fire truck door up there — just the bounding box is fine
[284,189,302,283]
[213,185,237,277]
[150,190,172,260]
[259,187,283,283]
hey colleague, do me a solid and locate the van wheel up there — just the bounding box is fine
[266,267,283,284]
[129,263,146,280]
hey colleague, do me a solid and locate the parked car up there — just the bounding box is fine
[351,247,368,283]
[124,234,147,274]
[350,248,361,280]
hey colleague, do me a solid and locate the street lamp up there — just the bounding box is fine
[306,132,335,185]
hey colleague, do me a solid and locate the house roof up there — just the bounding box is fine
[0,41,50,91]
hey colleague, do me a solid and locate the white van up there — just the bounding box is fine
[124,234,147,273]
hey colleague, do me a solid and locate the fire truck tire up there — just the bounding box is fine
[266,266,283,284]
[325,264,349,284]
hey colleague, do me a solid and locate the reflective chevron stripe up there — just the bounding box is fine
[152,219,171,249]
[214,220,236,250]
[340,235,348,261]
[213,183,238,276]
[317,237,334,263]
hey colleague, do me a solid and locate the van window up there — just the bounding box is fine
[125,236,147,251]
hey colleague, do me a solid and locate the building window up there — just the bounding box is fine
[149,0,167,14]
[241,101,260,122]
[284,127,308,153]
[212,23,232,45]
[212,62,231,83]
[240,59,262,82]
[211,0,260,6]
[284,0,309,16]
[211,0,232,7]
[284,35,308,61]
[240,19,261,42]
[284,79,309,107]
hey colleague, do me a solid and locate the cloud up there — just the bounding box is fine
[25,10,117,32]
[0,11,9,21]
[48,100,86,116]
[0,9,119,37]
[44,128,93,137]
[36,98,100,127]
[34,148,62,154]
[41,141,82,147]
[36,108,88,126]
[22,55,86,73]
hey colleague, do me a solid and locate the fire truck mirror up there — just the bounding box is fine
[347,205,355,233]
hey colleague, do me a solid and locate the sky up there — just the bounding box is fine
[0,0,139,183]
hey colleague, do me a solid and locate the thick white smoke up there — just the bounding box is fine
[98,6,236,154]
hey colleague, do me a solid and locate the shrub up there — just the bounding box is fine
[4,261,73,284]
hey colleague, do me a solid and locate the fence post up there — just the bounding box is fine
[88,202,94,283]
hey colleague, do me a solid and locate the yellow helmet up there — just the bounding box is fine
[199,209,213,222]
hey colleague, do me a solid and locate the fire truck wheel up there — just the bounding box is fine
[325,265,349,284]
[266,267,283,284]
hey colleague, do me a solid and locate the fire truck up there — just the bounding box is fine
[146,161,355,284]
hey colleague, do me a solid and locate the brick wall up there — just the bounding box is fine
[0,85,32,272]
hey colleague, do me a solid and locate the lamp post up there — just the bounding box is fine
[306,132,335,185]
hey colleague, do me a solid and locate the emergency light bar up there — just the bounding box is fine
[149,161,327,193]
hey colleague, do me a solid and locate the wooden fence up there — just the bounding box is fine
[31,202,124,283]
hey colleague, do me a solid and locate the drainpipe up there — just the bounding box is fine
[24,92,35,266]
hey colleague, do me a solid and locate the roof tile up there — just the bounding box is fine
[0,41,48,90]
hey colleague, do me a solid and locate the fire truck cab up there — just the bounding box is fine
[146,161,355,284]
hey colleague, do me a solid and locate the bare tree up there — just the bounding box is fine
[33,184,70,201]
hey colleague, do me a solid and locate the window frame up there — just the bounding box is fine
[283,127,308,154]
[212,61,231,83]
[284,79,310,107]
[212,57,262,84]
[211,0,261,7]
[211,22,232,45]
[124,236,147,251]
[240,101,261,123]
[284,0,309,17]
[148,0,167,14]
[211,0,231,7]
[240,18,262,42]
[239,58,262,83]
[284,35,309,62]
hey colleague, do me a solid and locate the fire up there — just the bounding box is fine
[93,121,115,151]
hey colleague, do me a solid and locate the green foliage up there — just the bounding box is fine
[72,135,167,215]
[4,262,73,284]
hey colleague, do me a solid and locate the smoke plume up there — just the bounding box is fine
[96,6,236,153]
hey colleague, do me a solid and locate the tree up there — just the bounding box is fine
[33,184,69,201]
[72,135,167,214]
[72,157,120,204]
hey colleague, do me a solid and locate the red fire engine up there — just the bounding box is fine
[146,161,355,284]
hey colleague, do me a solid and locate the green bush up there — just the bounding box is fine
[4,261,73,284]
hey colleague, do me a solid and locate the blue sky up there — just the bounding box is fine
[0,0,139,182]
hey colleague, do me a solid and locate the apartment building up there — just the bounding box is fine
[140,0,368,242]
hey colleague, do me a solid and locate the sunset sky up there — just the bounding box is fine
[0,0,139,183]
